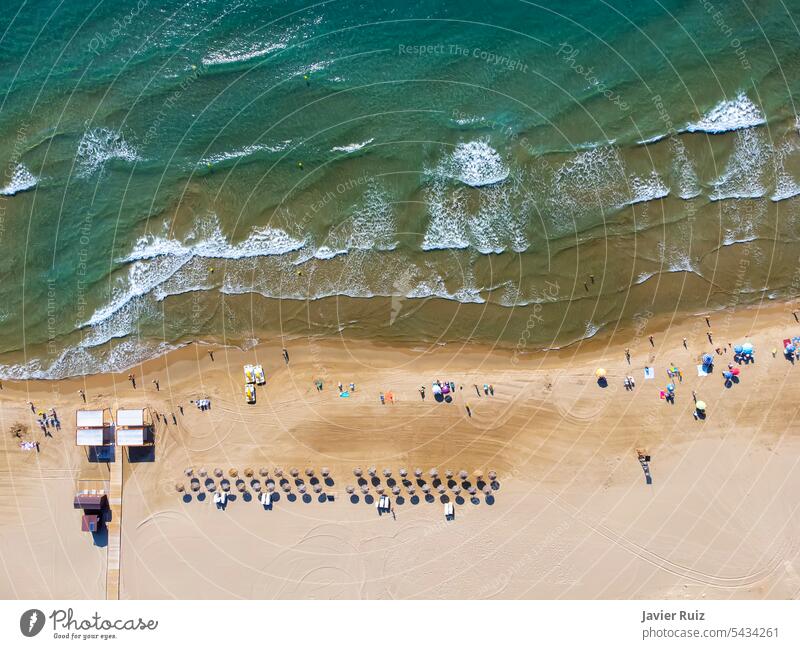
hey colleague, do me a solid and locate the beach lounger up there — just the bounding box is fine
[254,365,266,385]
[696,364,708,377]
[643,367,655,380]
[244,364,256,384]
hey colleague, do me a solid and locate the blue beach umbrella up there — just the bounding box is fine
[733,345,743,354]
[702,354,713,365]
[666,383,675,392]
[742,342,753,353]
[786,345,795,354]
[723,371,732,379]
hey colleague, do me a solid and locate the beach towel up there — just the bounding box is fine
[696,364,708,377]
[643,367,655,380]
[340,391,350,398]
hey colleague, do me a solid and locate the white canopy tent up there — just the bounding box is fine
[76,429,104,446]
[116,428,145,447]
[116,409,145,427]
[76,410,104,428]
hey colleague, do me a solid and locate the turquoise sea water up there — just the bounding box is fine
[1,0,800,377]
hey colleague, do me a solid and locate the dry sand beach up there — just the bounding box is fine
[2,302,800,599]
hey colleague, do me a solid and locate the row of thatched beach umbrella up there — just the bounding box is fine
[177,466,497,498]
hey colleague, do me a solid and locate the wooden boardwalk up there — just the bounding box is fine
[106,451,123,600]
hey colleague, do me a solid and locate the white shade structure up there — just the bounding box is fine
[116,407,154,447]
[75,408,113,447]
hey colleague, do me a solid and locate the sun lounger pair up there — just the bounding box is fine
[444,502,455,520]
[377,495,390,512]
[259,492,272,506]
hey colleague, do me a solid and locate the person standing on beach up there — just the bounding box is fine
[208,350,214,361]
[489,385,494,396]
[465,402,472,417]
[419,386,425,400]
[707,331,713,344]
[683,337,687,349]
[282,348,289,365]
[128,373,136,388]
[473,384,481,396]
[152,379,159,391]
[705,316,711,328]
[625,348,631,364]
[172,413,177,424]
[649,336,654,347]
[179,405,184,415]
[78,389,86,403]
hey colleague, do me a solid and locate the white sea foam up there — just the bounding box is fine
[771,141,800,202]
[198,141,290,166]
[0,163,38,196]
[709,129,768,200]
[686,92,766,133]
[446,140,509,187]
[624,170,670,206]
[202,41,287,66]
[670,138,702,199]
[76,127,140,176]
[331,138,374,154]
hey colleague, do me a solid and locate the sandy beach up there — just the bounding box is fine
[2,300,800,599]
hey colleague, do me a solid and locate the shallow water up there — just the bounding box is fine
[1,0,800,377]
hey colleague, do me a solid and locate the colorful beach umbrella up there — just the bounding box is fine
[695,401,707,411]
[667,383,675,392]
[731,368,740,376]
[786,345,795,354]
[595,368,606,378]
[733,345,743,354]
[742,342,753,353]
[723,371,732,379]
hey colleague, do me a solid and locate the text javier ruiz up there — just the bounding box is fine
[642,609,705,623]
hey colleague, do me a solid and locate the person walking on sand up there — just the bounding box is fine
[128,373,136,388]
[625,348,630,364]
[152,379,159,391]
[314,379,323,391]
[682,337,687,349]
[489,384,494,396]
[27,401,35,413]
[706,316,711,327]
[691,390,697,403]
[78,389,86,403]
[473,384,481,397]
[179,405,184,415]
[649,335,654,347]
[337,382,343,393]
[171,413,177,424]
[282,348,289,365]
[419,386,425,400]
[707,331,713,344]
[465,402,472,417]
[208,350,214,361]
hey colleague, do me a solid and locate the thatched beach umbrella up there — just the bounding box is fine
[459,470,468,480]
[368,466,377,477]
[184,468,193,477]
[313,483,323,494]
[175,483,185,493]
[421,484,431,494]
[360,484,370,495]
[467,486,477,496]
[305,467,314,477]
[407,485,416,496]
[228,468,238,478]
[297,483,307,495]
[483,486,493,497]
[267,481,276,493]
[445,469,453,479]
[383,468,392,478]
[392,485,401,496]
[346,485,355,495]
[282,482,292,493]
[473,469,483,480]
[452,486,462,496]
[437,484,446,495]
[399,468,408,478]
[353,467,363,478]
[259,467,269,477]
[290,467,299,478]
[488,471,497,481]
[214,468,223,478]
[274,467,284,477]
[376,487,385,496]
[244,468,254,477]
[199,468,207,477]
[414,468,423,478]
[321,467,330,478]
